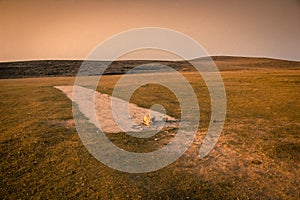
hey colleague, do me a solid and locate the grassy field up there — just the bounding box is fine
[1,69,299,199]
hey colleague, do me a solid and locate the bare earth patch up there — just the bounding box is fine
[54,85,177,133]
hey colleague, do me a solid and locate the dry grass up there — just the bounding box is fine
[0,69,299,199]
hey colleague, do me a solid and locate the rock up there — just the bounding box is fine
[251,159,262,165]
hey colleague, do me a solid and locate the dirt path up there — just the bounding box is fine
[55,86,177,133]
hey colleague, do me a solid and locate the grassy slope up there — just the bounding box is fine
[1,56,299,79]
[0,70,299,199]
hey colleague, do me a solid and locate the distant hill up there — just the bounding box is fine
[0,56,299,79]
[208,56,300,71]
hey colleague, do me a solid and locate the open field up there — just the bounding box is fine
[1,69,299,199]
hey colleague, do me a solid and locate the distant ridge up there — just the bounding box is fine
[0,56,299,79]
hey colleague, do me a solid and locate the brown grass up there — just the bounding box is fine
[0,69,299,199]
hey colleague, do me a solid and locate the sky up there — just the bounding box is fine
[1,0,300,62]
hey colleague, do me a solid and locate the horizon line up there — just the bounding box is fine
[1,55,300,63]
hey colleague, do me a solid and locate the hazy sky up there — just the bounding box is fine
[1,0,300,61]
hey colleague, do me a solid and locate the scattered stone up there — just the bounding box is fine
[251,159,262,165]
[213,119,224,123]
[143,115,151,126]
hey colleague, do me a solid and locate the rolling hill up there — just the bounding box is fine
[0,56,299,79]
